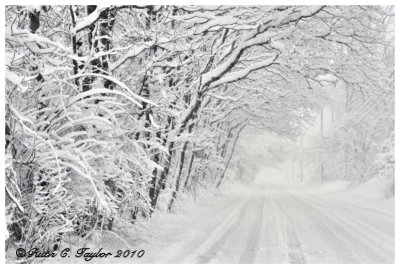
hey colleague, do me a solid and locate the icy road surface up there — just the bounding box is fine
[140,182,394,264]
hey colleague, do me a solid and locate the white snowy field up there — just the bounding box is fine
[44,168,394,264]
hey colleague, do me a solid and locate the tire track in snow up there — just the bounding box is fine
[195,201,249,263]
[290,193,392,263]
[301,195,394,263]
[308,195,394,238]
[272,193,306,264]
[281,193,358,263]
[239,195,265,263]
[255,193,286,263]
[167,197,248,263]
[307,195,394,241]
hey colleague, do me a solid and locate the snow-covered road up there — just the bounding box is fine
[141,182,394,264]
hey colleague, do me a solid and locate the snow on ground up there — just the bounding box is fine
[42,170,394,264]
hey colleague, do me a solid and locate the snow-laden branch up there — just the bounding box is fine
[69,73,157,107]
[209,54,278,89]
[71,6,109,34]
[201,31,275,88]
[5,69,33,93]
[206,91,246,102]
[67,88,143,107]
[5,185,24,213]
[6,26,70,53]
[110,42,154,71]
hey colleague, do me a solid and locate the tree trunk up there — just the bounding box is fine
[216,123,247,188]
[168,139,190,211]
[183,146,195,189]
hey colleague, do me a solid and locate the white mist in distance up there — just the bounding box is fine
[254,167,287,186]
[226,128,310,186]
[227,79,348,188]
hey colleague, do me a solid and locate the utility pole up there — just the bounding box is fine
[299,136,304,182]
[292,156,295,181]
[320,107,324,182]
